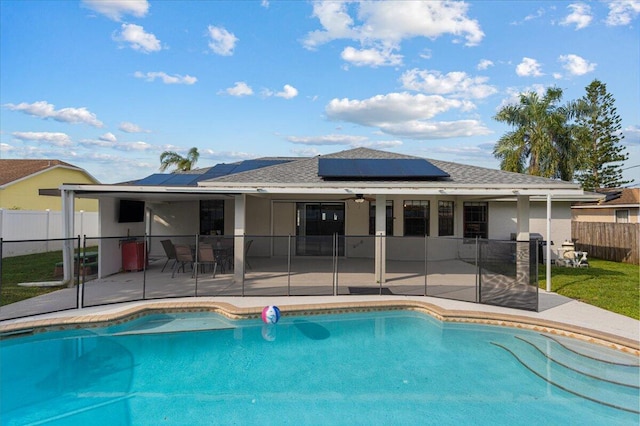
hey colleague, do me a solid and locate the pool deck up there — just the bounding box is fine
[1,292,638,354]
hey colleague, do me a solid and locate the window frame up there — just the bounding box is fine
[403,200,430,236]
[615,209,629,224]
[438,200,455,236]
[463,202,488,239]
[200,200,225,235]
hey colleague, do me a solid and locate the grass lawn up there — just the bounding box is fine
[539,258,640,320]
[1,250,68,306]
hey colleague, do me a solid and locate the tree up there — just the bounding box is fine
[574,80,631,190]
[493,87,582,181]
[159,147,200,172]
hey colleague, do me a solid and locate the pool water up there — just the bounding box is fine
[1,311,638,425]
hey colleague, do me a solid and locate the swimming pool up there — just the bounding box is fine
[1,310,638,425]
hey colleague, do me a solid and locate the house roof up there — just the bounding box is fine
[133,159,295,186]
[201,147,578,189]
[572,188,640,209]
[61,148,599,202]
[0,159,97,187]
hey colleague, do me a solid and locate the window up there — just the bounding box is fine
[200,200,225,235]
[369,201,394,235]
[463,202,488,239]
[438,200,454,236]
[615,209,629,223]
[404,200,429,236]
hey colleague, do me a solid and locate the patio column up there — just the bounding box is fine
[234,194,246,285]
[375,194,386,284]
[516,195,530,287]
[61,189,75,286]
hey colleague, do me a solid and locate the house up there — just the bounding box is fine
[571,188,639,264]
[58,148,600,291]
[0,159,99,211]
[572,188,639,224]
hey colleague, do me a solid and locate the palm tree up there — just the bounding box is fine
[493,87,583,181]
[159,147,200,172]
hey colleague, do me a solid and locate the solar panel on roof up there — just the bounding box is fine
[134,174,173,185]
[162,174,201,186]
[318,158,449,179]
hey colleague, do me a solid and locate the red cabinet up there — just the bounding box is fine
[121,241,146,272]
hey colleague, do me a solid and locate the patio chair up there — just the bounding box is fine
[160,239,177,272]
[198,243,218,277]
[172,244,195,278]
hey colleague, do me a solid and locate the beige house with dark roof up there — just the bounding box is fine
[59,148,601,294]
[0,159,99,211]
[572,188,639,224]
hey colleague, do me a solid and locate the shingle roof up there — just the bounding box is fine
[203,147,577,188]
[575,188,639,207]
[0,159,85,186]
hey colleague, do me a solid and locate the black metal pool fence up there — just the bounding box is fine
[0,235,538,321]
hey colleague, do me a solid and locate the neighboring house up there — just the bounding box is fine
[572,188,639,224]
[571,188,639,264]
[0,159,99,211]
[60,148,600,285]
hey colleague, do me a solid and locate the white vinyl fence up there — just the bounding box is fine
[0,209,99,257]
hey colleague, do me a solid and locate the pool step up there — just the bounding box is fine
[492,334,640,414]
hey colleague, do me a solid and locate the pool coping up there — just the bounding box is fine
[1,299,638,355]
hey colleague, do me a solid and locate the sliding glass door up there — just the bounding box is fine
[296,202,345,256]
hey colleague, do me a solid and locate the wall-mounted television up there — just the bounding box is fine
[118,200,145,223]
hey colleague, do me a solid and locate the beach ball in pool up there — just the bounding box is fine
[261,306,281,324]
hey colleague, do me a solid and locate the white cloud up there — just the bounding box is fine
[119,122,150,133]
[341,46,403,67]
[400,69,497,99]
[81,0,149,21]
[79,139,113,148]
[623,125,640,145]
[114,141,153,152]
[287,134,402,149]
[516,57,543,77]
[0,143,16,153]
[326,92,466,125]
[113,23,162,53]
[304,1,484,64]
[378,120,492,140]
[99,132,117,143]
[134,71,197,85]
[477,59,494,70]
[207,25,238,56]
[606,1,640,26]
[287,134,369,146]
[224,82,253,97]
[558,54,596,76]
[325,92,490,139]
[560,3,592,30]
[12,131,73,146]
[291,147,321,157]
[4,101,104,127]
[274,84,298,99]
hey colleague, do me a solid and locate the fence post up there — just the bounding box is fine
[424,235,428,296]
[76,236,81,309]
[287,235,291,296]
[0,238,3,306]
[194,234,199,297]
[475,236,480,303]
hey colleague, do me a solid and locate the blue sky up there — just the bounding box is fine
[1,0,639,185]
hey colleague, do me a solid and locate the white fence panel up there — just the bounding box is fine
[0,209,99,257]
